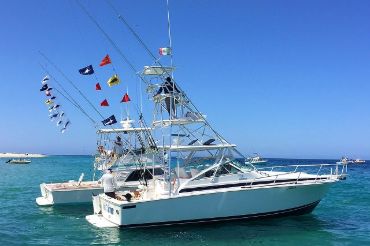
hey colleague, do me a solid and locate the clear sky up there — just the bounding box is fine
[0,0,369,159]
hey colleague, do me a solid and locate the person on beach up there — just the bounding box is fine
[98,168,117,198]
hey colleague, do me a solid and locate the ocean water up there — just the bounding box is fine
[0,156,369,246]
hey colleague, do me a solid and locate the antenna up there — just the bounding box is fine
[166,0,174,70]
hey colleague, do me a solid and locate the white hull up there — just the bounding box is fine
[36,180,143,206]
[87,180,334,228]
[9,160,31,164]
[36,181,103,206]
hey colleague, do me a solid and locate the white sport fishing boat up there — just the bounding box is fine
[245,153,267,164]
[83,1,347,228]
[36,119,162,206]
[87,62,346,228]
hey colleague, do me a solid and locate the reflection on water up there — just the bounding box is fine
[81,215,334,246]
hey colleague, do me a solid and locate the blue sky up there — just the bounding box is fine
[0,0,369,159]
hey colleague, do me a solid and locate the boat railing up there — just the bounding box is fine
[248,163,347,187]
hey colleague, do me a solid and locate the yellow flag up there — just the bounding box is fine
[45,99,53,105]
[107,74,120,87]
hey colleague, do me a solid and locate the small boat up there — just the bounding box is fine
[354,159,366,164]
[6,159,31,164]
[246,153,267,164]
[36,119,161,206]
[337,157,354,165]
[36,166,164,206]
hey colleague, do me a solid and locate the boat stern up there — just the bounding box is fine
[36,183,54,206]
[86,194,120,228]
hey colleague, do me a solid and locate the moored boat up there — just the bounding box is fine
[36,165,164,206]
[6,159,31,164]
[86,52,347,229]
[68,1,348,229]
[245,153,267,164]
[36,118,161,206]
[354,159,366,164]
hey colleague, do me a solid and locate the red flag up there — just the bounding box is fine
[120,93,131,103]
[99,55,111,67]
[100,99,109,106]
[95,83,102,90]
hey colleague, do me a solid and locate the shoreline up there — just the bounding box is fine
[0,153,47,158]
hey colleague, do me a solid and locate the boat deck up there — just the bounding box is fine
[44,181,101,191]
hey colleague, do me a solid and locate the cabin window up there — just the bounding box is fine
[215,163,241,177]
[125,168,164,182]
[194,168,215,180]
[153,168,164,176]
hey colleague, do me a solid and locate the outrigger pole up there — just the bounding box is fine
[102,0,232,146]
[166,0,174,70]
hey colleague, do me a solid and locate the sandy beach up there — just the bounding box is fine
[0,153,46,158]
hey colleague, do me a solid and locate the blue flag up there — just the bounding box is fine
[102,115,117,126]
[79,65,94,75]
[40,84,48,91]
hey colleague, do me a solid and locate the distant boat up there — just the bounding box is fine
[245,153,268,164]
[337,157,354,165]
[6,159,31,164]
[354,159,366,164]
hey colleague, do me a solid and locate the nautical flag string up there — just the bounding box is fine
[39,75,71,133]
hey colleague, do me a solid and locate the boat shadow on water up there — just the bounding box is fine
[38,203,93,218]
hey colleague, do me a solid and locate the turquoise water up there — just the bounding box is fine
[0,156,369,245]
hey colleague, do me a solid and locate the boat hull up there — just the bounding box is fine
[90,181,334,228]
[9,160,31,164]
